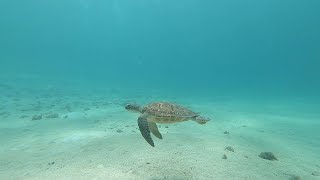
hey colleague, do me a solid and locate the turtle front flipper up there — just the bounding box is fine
[138,115,155,147]
[148,122,163,139]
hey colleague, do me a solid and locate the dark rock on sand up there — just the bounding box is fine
[0,111,10,116]
[222,154,227,159]
[259,152,278,161]
[64,106,72,112]
[312,171,320,176]
[20,115,29,118]
[45,113,59,119]
[225,146,234,152]
[288,174,301,180]
[32,115,42,120]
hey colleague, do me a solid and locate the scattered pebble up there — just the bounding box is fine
[64,106,72,112]
[116,129,123,133]
[224,131,229,134]
[222,154,227,159]
[20,115,28,118]
[259,152,278,161]
[84,108,90,111]
[0,111,10,116]
[225,146,234,152]
[32,115,42,121]
[45,113,59,119]
[242,125,247,127]
[288,174,301,180]
[165,126,169,128]
[48,162,55,165]
[63,115,68,119]
[312,171,320,176]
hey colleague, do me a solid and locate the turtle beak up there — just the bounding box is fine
[125,104,131,110]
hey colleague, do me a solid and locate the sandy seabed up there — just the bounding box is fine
[1,87,320,180]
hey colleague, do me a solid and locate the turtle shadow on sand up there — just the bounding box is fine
[125,102,210,147]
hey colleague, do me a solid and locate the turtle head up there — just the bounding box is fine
[194,116,210,124]
[125,103,142,113]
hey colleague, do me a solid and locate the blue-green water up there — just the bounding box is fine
[0,0,320,179]
[1,0,320,93]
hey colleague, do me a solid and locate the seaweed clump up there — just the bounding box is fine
[259,152,278,161]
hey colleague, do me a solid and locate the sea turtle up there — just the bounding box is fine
[125,102,210,147]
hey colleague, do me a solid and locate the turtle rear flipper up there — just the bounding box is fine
[148,122,163,139]
[138,115,155,147]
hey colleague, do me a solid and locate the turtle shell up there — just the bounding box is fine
[142,102,198,118]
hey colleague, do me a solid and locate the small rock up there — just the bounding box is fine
[0,111,9,116]
[258,152,278,161]
[84,107,90,111]
[165,126,169,128]
[116,129,123,133]
[45,113,59,119]
[225,146,234,152]
[288,175,301,180]
[32,115,42,120]
[244,155,248,158]
[20,115,28,118]
[224,131,229,134]
[63,115,68,119]
[222,154,227,159]
[65,106,72,112]
[312,171,320,176]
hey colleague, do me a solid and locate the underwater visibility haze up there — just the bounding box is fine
[0,0,320,179]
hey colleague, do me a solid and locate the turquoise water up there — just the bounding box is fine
[1,0,320,179]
